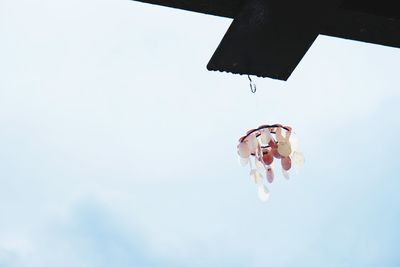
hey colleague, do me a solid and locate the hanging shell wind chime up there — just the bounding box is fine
[237,124,305,202]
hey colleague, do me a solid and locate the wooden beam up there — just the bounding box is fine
[132,0,400,79]
[207,0,343,80]
[132,0,400,48]
[322,9,400,48]
[132,0,241,18]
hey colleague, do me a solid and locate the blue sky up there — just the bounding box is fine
[1,0,400,266]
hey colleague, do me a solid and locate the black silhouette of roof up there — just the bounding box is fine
[133,0,400,80]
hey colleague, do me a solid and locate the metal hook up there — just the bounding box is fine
[248,75,256,93]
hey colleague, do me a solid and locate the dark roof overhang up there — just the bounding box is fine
[133,0,400,80]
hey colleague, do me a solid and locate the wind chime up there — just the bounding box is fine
[237,77,305,202]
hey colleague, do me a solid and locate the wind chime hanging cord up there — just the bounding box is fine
[248,75,256,93]
[238,76,304,202]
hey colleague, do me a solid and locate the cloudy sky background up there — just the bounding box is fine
[1,0,400,266]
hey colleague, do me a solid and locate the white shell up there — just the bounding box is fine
[258,185,270,202]
[259,130,271,145]
[247,134,259,152]
[289,134,300,153]
[238,142,251,158]
[239,156,249,166]
[282,169,290,180]
[250,169,263,184]
[277,141,292,157]
[292,151,305,167]
[255,159,265,172]
[276,127,285,142]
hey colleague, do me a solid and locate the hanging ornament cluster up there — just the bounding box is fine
[237,124,305,202]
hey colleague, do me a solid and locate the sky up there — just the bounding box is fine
[1,0,400,266]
